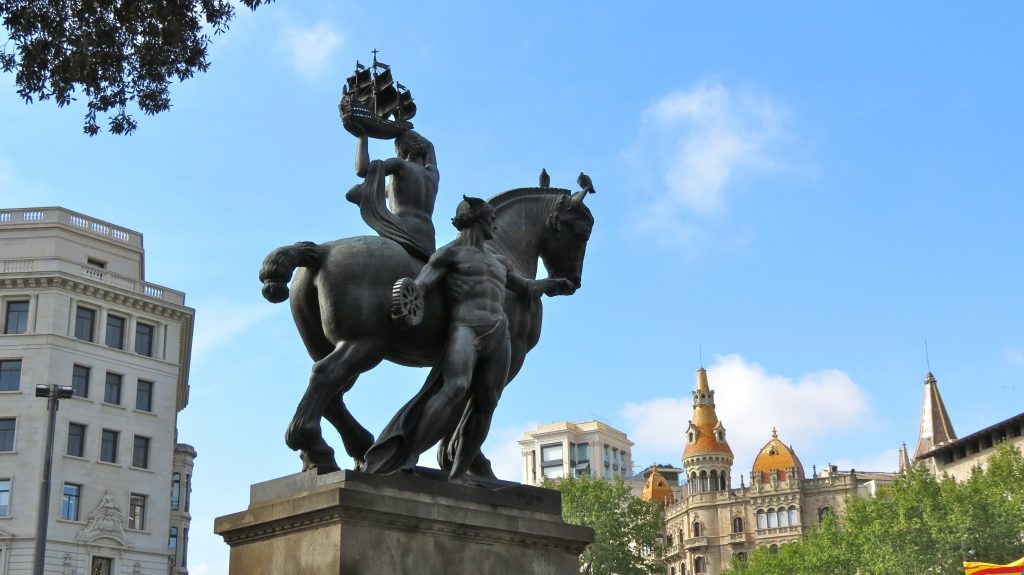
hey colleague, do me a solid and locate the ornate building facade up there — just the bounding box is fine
[652,369,895,575]
[0,208,196,574]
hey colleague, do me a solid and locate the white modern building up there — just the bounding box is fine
[0,207,196,574]
[519,420,634,486]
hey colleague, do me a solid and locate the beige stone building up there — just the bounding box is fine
[518,420,634,485]
[909,371,1024,481]
[0,208,196,574]
[653,369,896,575]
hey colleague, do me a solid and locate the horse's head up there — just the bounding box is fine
[541,190,594,294]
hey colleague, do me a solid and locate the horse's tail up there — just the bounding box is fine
[259,241,327,303]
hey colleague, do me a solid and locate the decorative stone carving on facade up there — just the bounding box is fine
[76,492,133,548]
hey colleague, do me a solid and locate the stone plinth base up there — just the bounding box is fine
[214,468,593,575]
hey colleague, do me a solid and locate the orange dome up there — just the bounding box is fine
[641,466,674,505]
[682,369,734,459]
[752,429,804,481]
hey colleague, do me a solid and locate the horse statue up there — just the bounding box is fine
[259,187,594,475]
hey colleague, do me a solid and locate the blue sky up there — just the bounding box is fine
[3,2,1024,573]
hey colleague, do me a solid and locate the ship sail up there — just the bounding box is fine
[375,84,400,118]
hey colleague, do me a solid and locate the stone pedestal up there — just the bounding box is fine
[214,468,594,574]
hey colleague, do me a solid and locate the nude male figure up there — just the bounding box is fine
[363,196,574,480]
[344,123,439,256]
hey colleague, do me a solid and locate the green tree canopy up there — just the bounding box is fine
[725,443,1024,575]
[544,475,664,575]
[0,0,272,135]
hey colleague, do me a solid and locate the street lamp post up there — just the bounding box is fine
[34,384,73,575]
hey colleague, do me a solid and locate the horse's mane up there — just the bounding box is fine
[488,187,570,210]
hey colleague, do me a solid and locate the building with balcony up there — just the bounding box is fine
[655,368,896,575]
[519,420,634,486]
[0,207,196,574]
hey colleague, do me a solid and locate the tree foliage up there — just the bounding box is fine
[0,0,272,135]
[724,443,1024,575]
[545,475,664,575]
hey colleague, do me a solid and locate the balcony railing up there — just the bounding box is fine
[755,526,801,538]
[729,532,746,543]
[684,536,707,549]
[0,258,184,305]
[0,207,141,247]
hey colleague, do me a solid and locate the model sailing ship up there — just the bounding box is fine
[340,50,417,139]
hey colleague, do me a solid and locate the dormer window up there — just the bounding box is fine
[87,257,106,269]
[688,431,695,443]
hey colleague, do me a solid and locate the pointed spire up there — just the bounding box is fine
[696,367,710,393]
[913,372,957,459]
[683,368,733,461]
[898,442,912,472]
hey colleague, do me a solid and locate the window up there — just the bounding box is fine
[135,380,153,411]
[184,474,191,512]
[105,314,125,349]
[788,506,799,526]
[767,508,778,528]
[182,527,189,566]
[732,516,744,533]
[541,443,564,479]
[132,435,150,468]
[4,301,28,334]
[72,365,90,398]
[735,552,748,561]
[67,423,86,457]
[694,556,706,573]
[769,544,779,555]
[575,443,589,462]
[756,510,767,529]
[100,429,118,463]
[0,359,20,391]
[128,493,146,530]
[171,473,181,511]
[103,372,122,405]
[135,323,154,356]
[87,258,106,269]
[692,521,703,537]
[74,306,95,341]
[61,483,81,520]
[818,506,833,523]
[0,418,14,451]
[0,478,10,516]
[169,526,178,554]
[91,556,112,575]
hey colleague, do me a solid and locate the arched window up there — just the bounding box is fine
[720,472,728,491]
[732,516,743,533]
[692,521,703,537]
[699,470,709,493]
[756,510,767,529]
[710,470,719,492]
[735,551,747,561]
[818,506,833,523]
[788,506,799,526]
[694,556,706,573]
[769,544,779,555]
[777,508,789,527]
[767,508,778,528]
[690,472,698,494]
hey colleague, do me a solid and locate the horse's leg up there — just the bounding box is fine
[323,393,374,470]
[286,339,386,473]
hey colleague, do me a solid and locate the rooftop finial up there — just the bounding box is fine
[925,339,931,373]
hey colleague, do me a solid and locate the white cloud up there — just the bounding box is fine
[832,448,900,474]
[284,22,343,80]
[190,298,280,363]
[621,354,869,481]
[628,83,788,242]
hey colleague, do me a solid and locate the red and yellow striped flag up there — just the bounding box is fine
[964,556,1024,575]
